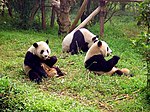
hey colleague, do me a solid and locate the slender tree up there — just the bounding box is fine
[29,0,40,23]
[50,6,56,27]
[41,0,46,29]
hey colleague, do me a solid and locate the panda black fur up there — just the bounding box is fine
[84,40,131,76]
[23,40,63,84]
[62,28,98,55]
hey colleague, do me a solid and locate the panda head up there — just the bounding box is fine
[33,40,51,60]
[85,40,112,61]
[97,40,112,57]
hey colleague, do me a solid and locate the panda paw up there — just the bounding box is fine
[113,56,120,61]
[34,78,42,84]
[42,73,48,78]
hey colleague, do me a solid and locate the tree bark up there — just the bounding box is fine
[57,0,70,34]
[51,0,75,35]
[99,0,106,37]
[50,6,55,27]
[1,0,5,16]
[120,3,127,11]
[86,0,91,15]
[6,1,12,17]
[57,0,75,35]
[41,0,46,29]
[29,0,40,23]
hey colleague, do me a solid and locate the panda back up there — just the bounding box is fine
[79,28,96,42]
[62,31,75,52]
[84,41,100,63]
[27,45,35,54]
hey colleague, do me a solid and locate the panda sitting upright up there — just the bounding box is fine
[84,40,131,76]
[23,40,64,84]
[62,28,98,55]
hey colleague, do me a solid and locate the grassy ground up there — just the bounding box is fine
[0,16,149,112]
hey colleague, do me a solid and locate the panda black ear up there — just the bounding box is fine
[96,35,99,38]
[92,37,98,43]
[46,40,49,44]
[92,37,96,41]
[97,41,102,47]
[33,43,38,48]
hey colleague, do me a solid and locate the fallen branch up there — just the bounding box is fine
[72,6,100,32]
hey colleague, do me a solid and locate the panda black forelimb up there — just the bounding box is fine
[44,56,57,67]
[107,56,120,67]
[85,61,97,69]
[85,55,121,72]
[24,52,49,78]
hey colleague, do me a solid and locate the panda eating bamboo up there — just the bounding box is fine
[84,40,132,76]
[23,40,64,84]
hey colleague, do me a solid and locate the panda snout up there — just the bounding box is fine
[44,55,48,58]
[109,51,112,55]
[107,52,112,56]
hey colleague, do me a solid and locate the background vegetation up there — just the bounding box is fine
[0,1,150,112]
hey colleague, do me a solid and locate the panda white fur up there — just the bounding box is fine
[23,40,64,84]
[62,28,98,55]
[84,40,131,76]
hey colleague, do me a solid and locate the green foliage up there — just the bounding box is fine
[137,0,150,33]
[0,16,150,111]
[133,0,150,100]
[9,0,37,29]
[131,32,150,56]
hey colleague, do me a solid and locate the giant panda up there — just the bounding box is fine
[62,28,98,55]
[23,40,64,84]
[84,40,131,76]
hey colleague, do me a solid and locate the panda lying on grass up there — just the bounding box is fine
[23,40,64,84]
[84,40,133,76]
[62,28,98,55]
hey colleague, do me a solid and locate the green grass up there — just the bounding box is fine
[0,16,149,112]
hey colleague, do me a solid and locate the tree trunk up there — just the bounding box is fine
[1,0,5,16]
[41,0,46,30]
[120,3,127,12]
[29,0,40,23]
[99,0,106,37]
[51,0,75,35]
[50,6,55,27]
[86,0,91,15]
[5,0,12,17]
[57,0,71,35]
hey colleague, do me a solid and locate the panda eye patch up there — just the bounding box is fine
[47,50,49,53]
[40,50,44,54]
[107,47,109,51]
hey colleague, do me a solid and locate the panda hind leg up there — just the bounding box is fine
[53,66,64,77]
[113,70,123,76]
[108,67,123,76]
[112,68,133,77]
[29,70,42,84]
[121,68,134,77]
